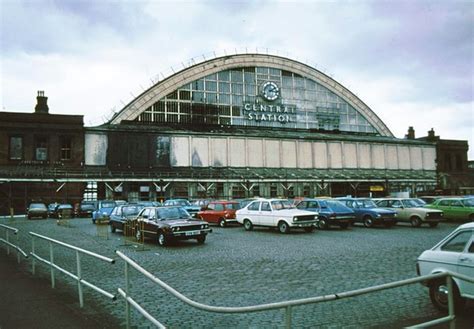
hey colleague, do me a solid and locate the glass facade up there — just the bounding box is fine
[136,66,377,134]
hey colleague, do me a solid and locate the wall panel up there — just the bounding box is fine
[265,140,280,168]
[170,136,190,166]
[343,143,357,168]
[230,138,246,167]
[85,133,107,166]
[297,141,313,168]
[281,141,297,168]
[248,139,263,167]
[313,142,328,168]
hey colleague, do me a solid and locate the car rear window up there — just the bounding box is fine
[101,202,116,208]
[30,203,47,209]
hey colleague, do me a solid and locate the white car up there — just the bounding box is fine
[374,198,443,227]
[236,198,318,234]
[416,222,474,311]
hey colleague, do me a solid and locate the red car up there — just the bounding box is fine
[197,201,240,227]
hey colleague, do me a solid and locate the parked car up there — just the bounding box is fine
[295,198,355,229]
[197,201,240,227]
[374,198,443,227]
[419,196,442,205]
[75,201,97,218]
[27,202,48,219]
[338,198,397,228]
[192,199,212,210]
[236,198,318,234]
[54,204,74,219]
[134,206,211,246]
[137,201,162,207]
[425,197,474,221]
[109,204,144,233]
[416,222,474,312]
[47,202,60,218]
[92,200,117,224]
[162,199,201,217]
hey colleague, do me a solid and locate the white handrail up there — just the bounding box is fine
[29,232,116,307]
[116,250,474,328]
[0,224,28,262]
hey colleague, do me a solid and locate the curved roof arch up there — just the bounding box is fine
[109,53,393,137]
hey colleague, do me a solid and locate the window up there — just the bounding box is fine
[214,204,224,211]
[35,136,48,161]
[9,136,23,160]
[390,200,403,208]
[440,231,473,252]
[247,201,260,211]
[261,202,271,211]
[60,136,72,160]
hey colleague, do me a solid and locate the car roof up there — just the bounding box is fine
[458,222,474,229]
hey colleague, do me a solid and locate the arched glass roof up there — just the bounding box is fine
[110,54,393,137]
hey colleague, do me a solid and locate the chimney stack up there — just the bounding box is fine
[34,90,49,114]
[406,126,415,139]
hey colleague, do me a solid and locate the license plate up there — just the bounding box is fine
[185,231,199,236]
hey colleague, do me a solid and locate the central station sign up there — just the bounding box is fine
[242,103,297,123]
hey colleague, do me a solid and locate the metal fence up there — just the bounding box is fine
[0,223,28,263]
[116,250,473,329]
[29,232,117,307]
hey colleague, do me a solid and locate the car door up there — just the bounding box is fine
[449,200,465,220]
[457,232,474,297]
[436,199,453,218]
[259,201,273,226]
[245,201,261,225]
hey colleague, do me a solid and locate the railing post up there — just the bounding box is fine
[285,305,292,329]
[6,230,10,255]
[49,242,55,288]
[76,250,84,307]
[31,236,36,275]
[125,261,131,329]
[447,275,455,329]
[16,232,21,263]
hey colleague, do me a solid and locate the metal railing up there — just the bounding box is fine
[29,232,116,307]
[116,250,473,328]
[0,224,28,263]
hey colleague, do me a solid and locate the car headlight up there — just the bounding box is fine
[425,213,429,218]
[394,213,397,217]
[175,227,180,231]
[376,214,381,218]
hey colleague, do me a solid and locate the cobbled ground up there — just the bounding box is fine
[1,216,473,329]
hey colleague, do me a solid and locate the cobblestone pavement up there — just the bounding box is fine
[1,216,473,328]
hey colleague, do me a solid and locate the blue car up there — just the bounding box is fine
[295,198,355,229]
[338,198,398,228]
[163,199,201,217]
[92,200,117,224]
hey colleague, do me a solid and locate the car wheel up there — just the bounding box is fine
[196,235,206,244]
[304,226,315,233]
[410,216,422,227]
[218,218,227,228]
[317,218,328,230]
[429,279,465,313]
[429,222,439,228]
[363,216,374,228]
[243,219,253,231]
[135,228,142,242]
[111,225,116,233]
[278,221,290,234]
[157,232,167,246]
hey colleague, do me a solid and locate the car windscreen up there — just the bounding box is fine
[175,200,191,206]
[123,206,143,216]
[462,198,474,207]
[58,204,72,209]
[81,204,95,210]
[402,199,419,207]
[156,207,190,220]
[359,200,377,208]
[271,200,294,210]
[225,203,240,210]
[101,202,116,208]
[326,201,349,211]
[30,203,47,209]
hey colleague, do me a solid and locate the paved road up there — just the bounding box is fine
[0,216,472,328]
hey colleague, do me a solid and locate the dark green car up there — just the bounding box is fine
[425,197,474,221]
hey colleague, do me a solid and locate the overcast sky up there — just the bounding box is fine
[1,0,473,157]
